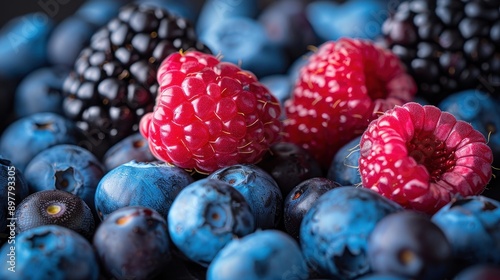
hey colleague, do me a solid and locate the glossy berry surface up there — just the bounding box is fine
[284,38,416,168]
[209,164,282,229]
[15,190,94,239]
[432,195,500,266]
[102,132,156,171]
[0,225,99,280]
[327,135,363,187]
[140,51,282,173]
[454,264,500,280]
[284,177,339,240]
[359,102,493,213]
[300,186,402,279]
[207,230,309,280]
[93,206,171,280]
[95,161,193,221]
[368,211,452,280]
[167,178,255,266]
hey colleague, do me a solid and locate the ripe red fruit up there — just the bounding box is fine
[140,51,282,173]
[283,38,416,167]
[359,102,493,214]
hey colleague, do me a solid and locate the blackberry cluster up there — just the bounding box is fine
[382,0,500,103]
[62,3,210,157]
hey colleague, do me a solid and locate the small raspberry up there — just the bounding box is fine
[359,102,493,214]
[140,51,282,173]
[283,38,416,167]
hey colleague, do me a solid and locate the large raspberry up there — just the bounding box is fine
[359,102,493,214]
[283,38,416,168]
[140,51,282,173]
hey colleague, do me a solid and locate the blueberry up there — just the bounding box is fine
[327,135,362,186]
[200,17,288,77]
[258,142,322,197]
[75,0,122,27]
[284,177,340,240]
[207,230,309,280]
[0,156,29,243]
[454,264,500,280]
[288,51,312,84]
[0,225,99,280]
[135,0,198,22]
[14,66,70,117]
[102,132,155,171]
[46,17,95,68]
[368,211,452,280]
[15,190,95,239]
[24,144,105,218]
[431,195,500,266]
[356,274,408,280]
[0,13,54,79]
[95,161,193,221]
[93,206,171,279]
[260,74,293,113]
[196,0,258,35]
[209,164,283,229]
[168,178,255,266]
[0,112,80,172]
[300,186,403,279]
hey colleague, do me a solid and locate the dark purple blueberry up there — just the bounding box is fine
[258,142,322,197]
[284,177,340,240]
[209,164,282,229]
[454,264,500,280]
[368,211,452,280]
[93,206,171,279]
[168,178,255,266]
[15,190,95,239]
[327,135,362,186]
[102,132,155,171]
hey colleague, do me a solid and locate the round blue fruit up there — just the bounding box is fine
[102,133,156,171]
[207,230,309,280]
[95,161,194,221]
[75,0,122,27]
[327,135,362,186]
[454,264,500,280]
[432,195,500,266]
[300,186,403,279]
[0,112,80,172]
[0,225,99,280]
[93,206,171,279]
[168,178,255,266]
[196,0,258,35]
[260,74,293,114]
[209,164,283,229]
[24,144,105,218]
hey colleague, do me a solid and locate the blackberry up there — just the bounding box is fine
[382,0,500,103]
[62,3,210,157]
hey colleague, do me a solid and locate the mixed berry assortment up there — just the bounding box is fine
[0,0,499,279]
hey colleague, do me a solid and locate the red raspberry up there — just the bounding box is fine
[283,38,416,168]
[359,102,493,214]
[140,51,282,173]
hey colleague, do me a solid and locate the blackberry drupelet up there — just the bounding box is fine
[382,0,500,103]
[62,3,210,157]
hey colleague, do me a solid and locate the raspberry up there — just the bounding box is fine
[140,51,282,173]
[359,102,493,214]
[283,38,416,168]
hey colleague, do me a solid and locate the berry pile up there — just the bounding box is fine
[0,0,499,280]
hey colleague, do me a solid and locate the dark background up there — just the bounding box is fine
[0,1,87,27]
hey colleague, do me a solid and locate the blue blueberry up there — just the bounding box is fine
[432,195,500,266]
[284,177,340,240]
[24,144,105,218]
[454,264,500,280]
[209,164,283,229]
[0,13,54,79]
[135,0,198,22]
[95,161,193,221]
[14,66,70,117]
[356,274,408,280]
[0,156,29,243]
[93,206,171,279]
[300,186,403,279]
[15,190,95,239]
[75,0,122,27]
[196,0,258,35]
[200,17,288,77]
[0,112,80,172]
[368,211,452,280]
[168,178,255,266]
[102,133,156,171]
[327,135,362,186]
[306,0,387,42]
[260,74,293,111]
[207,230,309,280]
[0,225,99,280]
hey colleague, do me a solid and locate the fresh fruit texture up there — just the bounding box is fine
[62,3,210,158]
[382,0,500,103]
[359,102,493,214]
[102,132,156,171]
[327,135,363,186]
[140,51,282,173]
[283,38,416,168]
